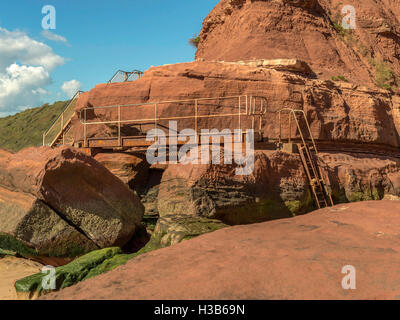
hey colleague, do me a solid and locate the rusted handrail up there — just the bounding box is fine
[277,108,318,155]
[108,69,143,84]
[43,90,84,147]
[79,95,267,148]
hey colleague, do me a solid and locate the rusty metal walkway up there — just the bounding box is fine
[75,95,267,150]
[43,89,333,209]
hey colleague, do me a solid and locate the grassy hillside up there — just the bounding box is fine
[0,101,67,152]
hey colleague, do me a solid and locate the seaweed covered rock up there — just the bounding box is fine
[0,256,43,300]
[0,146,144,262]
[148,215,228,249]
[15,216,227,299]
[15,247,122,300]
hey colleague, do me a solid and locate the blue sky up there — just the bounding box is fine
[0,0,219,115]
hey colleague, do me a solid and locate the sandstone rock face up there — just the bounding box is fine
[196,0,400,88]
[42,201,400,300]
[71,61,400,150]
[0,256,43,300]
[233,58,314,75]
[0,146,144,263]
[15,247,123,300]
[157,151,312,224]
[0,186,97,265]
[322,152,400,202]
[94,153,149,194]
[156,150,400,224]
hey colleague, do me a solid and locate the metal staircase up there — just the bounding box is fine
[278,108,334,209]
[43,91,83,147]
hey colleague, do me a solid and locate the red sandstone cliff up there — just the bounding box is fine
[72,61,400,149]
[196,0,400,89]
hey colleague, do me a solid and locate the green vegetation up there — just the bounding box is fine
[331,187,384,204]
[368,58,396,91]
[14,216,228,298]
[0,233,37,259]
[14,247,122,297]
[331,75,349,82]
[0,248,16,258]
[0,101,66,152]
[332,10,354,39]
[333,21,347,37]
[188,34,200,48]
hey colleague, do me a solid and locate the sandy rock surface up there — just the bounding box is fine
[43,201,400,300]
[0,256,42,300]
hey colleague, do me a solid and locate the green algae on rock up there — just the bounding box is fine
[14,247,122,299]
[15,216,228,299]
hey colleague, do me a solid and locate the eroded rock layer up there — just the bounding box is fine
[156,150,400,224]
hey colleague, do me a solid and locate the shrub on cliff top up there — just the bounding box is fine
[188,34,200,48]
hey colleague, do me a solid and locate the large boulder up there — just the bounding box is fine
[0,146,144,263]
[157,150,312,224]
[0,186,98,265]
[94,152,149,195]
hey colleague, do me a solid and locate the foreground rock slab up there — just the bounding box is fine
[16,215,227,299]
[0,256,42,300]
[43,201,400,300]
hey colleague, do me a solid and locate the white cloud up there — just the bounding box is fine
[62,80,82,98]
[0,27,65,116]
[0,27,65,71]
[41,30,68,44]
[0,64,51,112]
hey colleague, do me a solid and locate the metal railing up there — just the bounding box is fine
[277,108,319,154]
[108,70,143,84]
[43,91,83,147]
[78,95,267,148]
